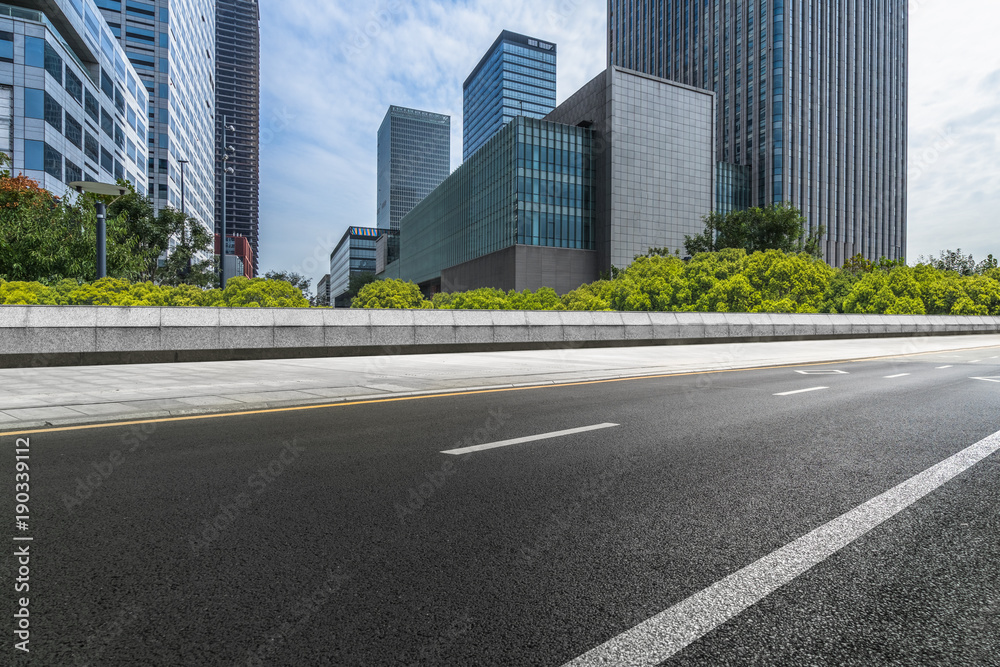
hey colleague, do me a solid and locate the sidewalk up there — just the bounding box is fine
[2,335,999,431]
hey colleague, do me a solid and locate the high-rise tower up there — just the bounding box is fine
[376,106,450,232]
[463,30,556,162]
[215,0,260,276]
[609,1,908,264]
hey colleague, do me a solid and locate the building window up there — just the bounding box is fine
[24,88,44,120]
[101,108,114,137]
[84,89,100,123]
[84,131,100,163]
[0,85,11,153]
[65,68,83,104]
[24,36,44,68]
[115,123,124,149]
[44,41,63,84]
[43,92,62,132]
[65,113,83,149]
[24,139,44,171]
[114,88,125,115]
[0,31,13,63]
[95,0,121,11]
[114,159,123,181]
[44,143,62,180]
[126,0,156,18]
[101,69,115,101]
[65,158,82,184]
[100,147,114,175]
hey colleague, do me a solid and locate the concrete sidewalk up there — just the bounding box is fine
[2,334,999,431]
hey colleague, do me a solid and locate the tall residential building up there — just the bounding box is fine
[376,106,449,232]
[463,30,556,161]
[98,0,216,230]
[609,0,908,265]
[0,1,148,192]
[215,0,259,276]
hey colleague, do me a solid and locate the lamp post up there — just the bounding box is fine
[221,116,236,288]
[177,159,190,276]
[69,181,128,280]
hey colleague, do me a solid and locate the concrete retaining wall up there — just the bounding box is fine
[1,306,999,368]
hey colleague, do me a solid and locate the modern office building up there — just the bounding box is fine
[608,0,908,265]
[376,105,450,232]
[329,226,378,307]
[315,273,330,307]
[97,0,215,230]
[0,1,148,193]
[215,0,259,276]
[380,68,715,293]
[463,30,557,161]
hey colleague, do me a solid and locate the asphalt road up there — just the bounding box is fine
[2,345,999,666]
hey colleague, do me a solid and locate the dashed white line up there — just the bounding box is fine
[561,428,1000,667]
[440,423,619,455]
[971,377,1000,384]
[936,366,954,369]
[884,373,911,379]
[774,387,828,396]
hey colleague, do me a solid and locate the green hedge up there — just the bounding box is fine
[0,277,310,308]
[353,249,1000,316]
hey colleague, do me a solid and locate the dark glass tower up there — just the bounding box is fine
[463,30,556,162]
[376,106,450,232]
[609,0,908,265]
[215,0,261,276]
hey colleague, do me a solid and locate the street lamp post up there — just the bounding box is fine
[221,116,236,288]
[177,159,190,276]
[69,181,128,280]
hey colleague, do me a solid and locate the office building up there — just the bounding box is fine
[316,273,330,307]
[329,226,378,307]
[215,0,259,276]
[0,0,148,192]
[213,233,252,278]
[608,0,908,264]
[463,30,556,161]
[376,106,449,232]
[98,0,215,230]
[380,68,714,293]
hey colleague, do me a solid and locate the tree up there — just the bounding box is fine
[916,249,978,276]
[352,279,430,309]
[347,272,378,301]
[264,270,312,301]
[684,203,826,258]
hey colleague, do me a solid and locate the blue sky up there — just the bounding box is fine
[258,1,1000,285]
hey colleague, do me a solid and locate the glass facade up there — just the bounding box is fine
[716,161,751,216]
[0,0,148,193]
[329,226,378,307]
[395,116,594,286]
[99,0,216,231]
[376,106,450,232]
[609,0,908,265]
[463,30,557,162]
[215,0,260,276]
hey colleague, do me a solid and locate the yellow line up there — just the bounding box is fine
[2,343,998,438]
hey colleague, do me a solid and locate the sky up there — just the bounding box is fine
[257,1,1000,286]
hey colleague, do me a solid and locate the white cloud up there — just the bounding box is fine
[258,0,1000,282]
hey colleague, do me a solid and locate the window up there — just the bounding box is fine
[127,52,155,70]
[24,37,44,68]
[115,123,124,149]
[95,0,121,10]
[0,31,13,63]
[65,158,82,184]
[101,108,114,137]
[101,69,114,100]
[44,143,62,180]
[44,42,63,84]
[126,25,155,43]
[65,68,83,104]
[84,89,100,123]
[127,1,156,19]
[84,132,100,163]
[24,140,44,171]
[24,88,44,119]
[127,106,136,128]
[114,159,123,181]
[100,147,114,174]
[43,92,62,132]
[65,113,83,148]
[115,88,125,114]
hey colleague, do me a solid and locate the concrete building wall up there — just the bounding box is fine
[440,245,597,294]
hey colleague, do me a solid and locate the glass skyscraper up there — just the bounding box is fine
[463,30,557,162]
[609,0,908,265]
[98,0,216,231]
[215,0,260,276]
[376,106,450,232]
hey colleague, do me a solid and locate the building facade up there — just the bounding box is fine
[609,0,908,265]
[329,226,377,307]
[315,273,330,307]
[213,233,252,278]
[98,0,215,231]
[376,105,450,232]
[462,30,557,162]
[0,0,148,193]
[380,68,715,294]
[215,0,259,276]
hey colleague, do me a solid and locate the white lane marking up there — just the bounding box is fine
[795,370,848,375]
[885,373,911,379]
[936,366,954,369]
[971,377,1000,384]
[562,429,1000,667]
[969,360,982,364]
[774,387,828,396]
[441,423,619,455]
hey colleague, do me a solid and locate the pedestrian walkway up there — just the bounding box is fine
[2,335,998,430]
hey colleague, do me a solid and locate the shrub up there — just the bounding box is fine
[352,279,430,309]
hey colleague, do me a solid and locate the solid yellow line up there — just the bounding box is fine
[2,343,998,438]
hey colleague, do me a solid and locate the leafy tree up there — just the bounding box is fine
[684,203,826,258]
[917,249,977,276]
[264,270,312,301]
[562,281,613,311]
[345,272,378,304]
[445,288,512,310]
[843,266,926,315]
[352,279,430,309]
[221,277,310,308]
